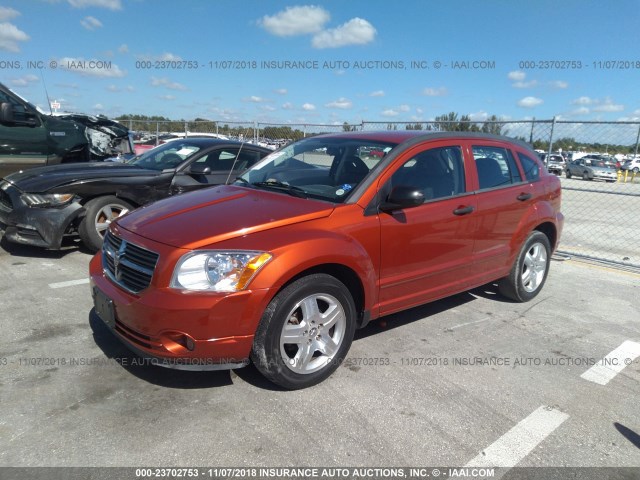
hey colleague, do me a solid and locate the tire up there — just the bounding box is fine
[79,196,133,253]
[582,171,591,181]
[251,274,357,389]
[498,231,551,302]
[565,170,572,179]
[634,167,639,174]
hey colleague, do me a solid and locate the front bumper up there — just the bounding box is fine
[0,182,83,248]
[592,171,617,181]
[89,249,274,371]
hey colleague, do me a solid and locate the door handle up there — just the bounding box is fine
[453,205,474,216]
[517,193,532,201]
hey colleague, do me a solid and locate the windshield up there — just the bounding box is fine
[129,141,202,170]
[236,136,396,203]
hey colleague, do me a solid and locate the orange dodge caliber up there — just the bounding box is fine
[90,131,563,389]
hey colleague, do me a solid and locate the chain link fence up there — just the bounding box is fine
[117,117,640,269]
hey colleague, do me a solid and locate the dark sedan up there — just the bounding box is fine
[0,138,270,252]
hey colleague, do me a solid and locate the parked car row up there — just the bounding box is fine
[0,139,271,251]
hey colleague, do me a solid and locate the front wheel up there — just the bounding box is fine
[498,231,551,302]
[79,196,133,253]
[582,171,591,181]
[565,170,572,179]
[251,274,356,389]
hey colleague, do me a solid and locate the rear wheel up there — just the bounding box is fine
[79,196,133,253]
[565,170,572,179]
[251,274,356,389]
[633,167,639,174]
[499,231,551,302]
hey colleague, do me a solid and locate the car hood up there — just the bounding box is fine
[117,185,335,250]
[3,162,161,192]
[50,113,129,138]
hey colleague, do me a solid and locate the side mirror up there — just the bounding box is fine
[0,103,14,123]
[379,185,425,211]
[188,164,211,175]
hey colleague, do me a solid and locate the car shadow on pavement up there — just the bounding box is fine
[355,288,486,341]
[88,311,234,389]
[0,236,86,258]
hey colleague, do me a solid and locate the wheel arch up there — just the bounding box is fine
[276,263,368,329]
[533,221,557,252]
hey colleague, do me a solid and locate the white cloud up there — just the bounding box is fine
[469,111,489,122]
[59,57,125,78]
[508,70,526,81]
[158,52,182,61]
[517,96,543,108]
[549,80,568,89]
[325,97,352,109]
[261,105,276,112]
[572,96,593,105]
[569,107,590,116]
[93,103,104,110]
[512,80,538,88]
[67,0,121,10]
[312,18,376,49]
[259,5,330,37]
[282,102,293,110]
[633,109,640,116]
[158,94,175,101]
[274,88,287,95]
[593,101,624,112]
[125,85,134,92]
[118,43,128,54]
[245,95,265,103]
[381,109,399,117]
[422,87,447,96]
[369,90,384,97]
[0,22,29,52]
[106,84,119,92]
[399,104,410,112]
[80,16,102,30]
[302,103,316,111]
[0,6,20,21]
[150,76,188,91]
[10,74,39,87]
[136,52,183,62]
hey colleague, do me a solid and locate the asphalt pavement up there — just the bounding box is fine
[0,239,638,474]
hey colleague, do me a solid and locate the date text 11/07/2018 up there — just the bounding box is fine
[518,60,640,69]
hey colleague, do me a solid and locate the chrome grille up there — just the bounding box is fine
[0,182,12,212]
[102,230,159,293]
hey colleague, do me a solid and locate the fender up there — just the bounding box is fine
[219,226,379,329]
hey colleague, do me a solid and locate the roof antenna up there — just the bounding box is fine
[39,71,53,115]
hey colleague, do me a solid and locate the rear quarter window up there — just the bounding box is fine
[517,152,541,182]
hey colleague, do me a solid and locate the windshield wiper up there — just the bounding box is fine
[234,176,250,186]
[251,180,308,198]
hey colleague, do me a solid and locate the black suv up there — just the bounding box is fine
[0,82,133,177]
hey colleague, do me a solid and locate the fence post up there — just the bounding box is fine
[634,123,640,157]
[303,124,307,138]
[547,117,557,159]
[529,118,535,144]
[155,122,159,146]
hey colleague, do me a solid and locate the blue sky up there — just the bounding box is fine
[1,0,639,125]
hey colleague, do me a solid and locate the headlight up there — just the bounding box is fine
[21,193,75,208]
[170,251,272,292]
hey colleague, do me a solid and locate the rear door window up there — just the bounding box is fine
[473,146,522,189]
